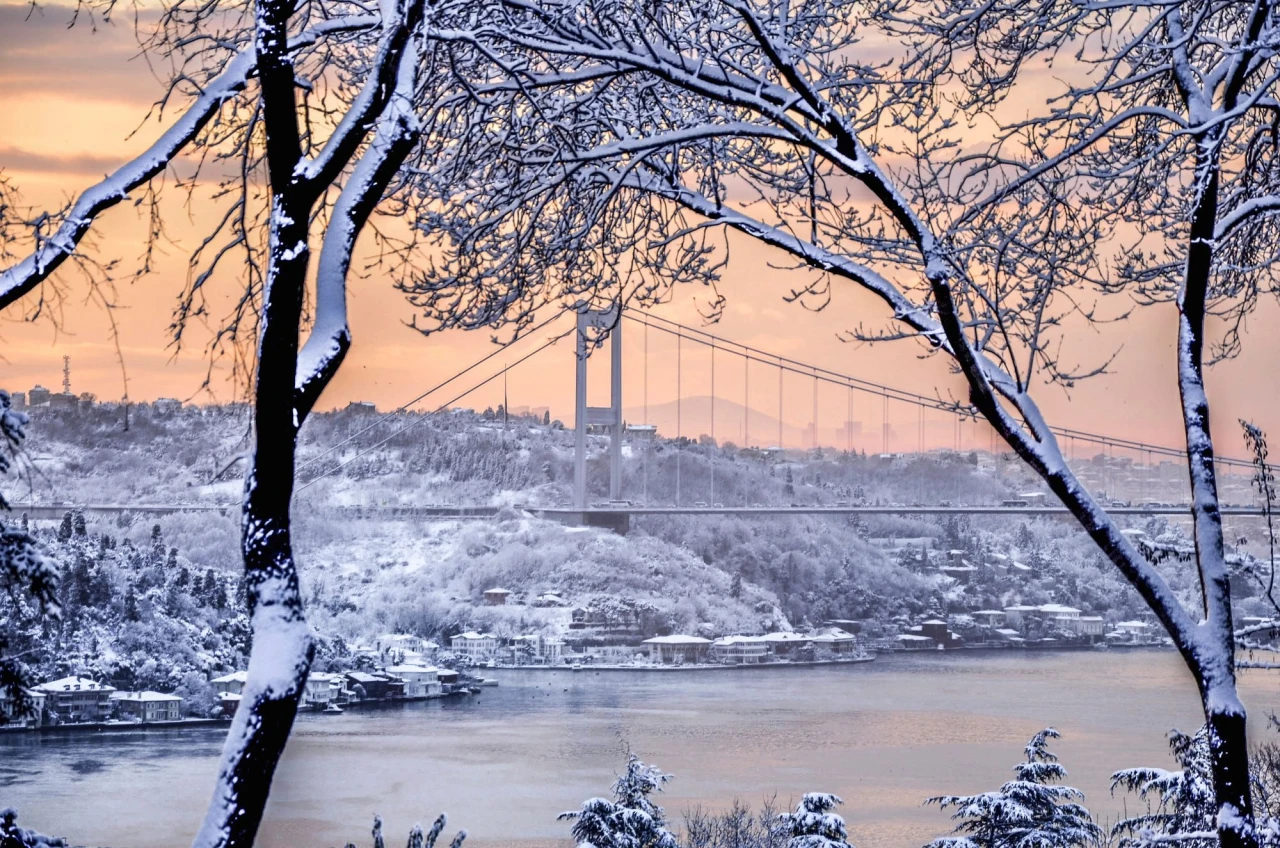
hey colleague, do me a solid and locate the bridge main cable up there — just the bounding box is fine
[296,311,568,476]
[296,321,574,489]
[625,310,1266,472]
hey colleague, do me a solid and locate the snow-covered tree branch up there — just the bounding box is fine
[406,2,1280,845]
[1,0,437,842]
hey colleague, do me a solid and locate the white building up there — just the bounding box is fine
[378,634,433,656]
[211,671,249,696]
[0,689,46,728]
[111,691,183,723]
[807,629,860,655]
[451,631,500,661]
[303,672,344,708]
[971,610,1006,627]
[642,635,712,664]
[384,665,441,698]
[34,676,115,723]
[712,636,770,664]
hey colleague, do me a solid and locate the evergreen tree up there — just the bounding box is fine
[123,585,140,622]
[149,525,164,565]
[925,729,1101,848]
[558,754,679,848]
[730,572,743,599]
[204,568,219,604]
[57,512,72,542]
[1110,728,1217,848]
[70,555,92,608]
[72,512,86,537]
[543,410,551,425]
[87,566,113,606]
[779,794,854,848]
[167,547,179,570]
[784,468,795,497]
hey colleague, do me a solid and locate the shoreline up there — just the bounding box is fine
[3,691,471,735]
[491,656,878,672]
[487,642,1173,672]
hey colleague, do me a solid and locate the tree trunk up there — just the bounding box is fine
[1205,704,1256,848]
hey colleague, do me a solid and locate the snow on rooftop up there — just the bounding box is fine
[385,665,439,674]
[36,676,115,692]
[642,635,712,645]
[111,690,182,702]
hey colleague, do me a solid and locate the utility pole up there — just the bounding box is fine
[62,355,71,395]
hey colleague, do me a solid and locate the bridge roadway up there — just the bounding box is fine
[8,502,1266,533]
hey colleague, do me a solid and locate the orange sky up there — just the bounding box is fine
[3,3,1279,459]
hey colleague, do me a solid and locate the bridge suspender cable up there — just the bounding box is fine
[624,310,1271,472]
[676,331,682,507]
[296,326,574,491]
[710,343,715,506]
[296,310,568,476]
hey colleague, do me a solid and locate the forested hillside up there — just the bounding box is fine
[2,401,1246,699]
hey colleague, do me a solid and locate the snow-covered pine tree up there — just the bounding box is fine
[1110,728,1218,848]
[778,793,854,848]
[559,753,679,848]
[925,728,1101,848]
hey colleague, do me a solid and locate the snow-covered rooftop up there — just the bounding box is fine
[36,676,115,693]
[111,690,181,702]
[642,635,712,645]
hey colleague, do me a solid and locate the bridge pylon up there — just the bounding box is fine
[574,305,623,509]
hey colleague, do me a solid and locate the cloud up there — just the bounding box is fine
[0,146,127,178]
[0,3,162,106]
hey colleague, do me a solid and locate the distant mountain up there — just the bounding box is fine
[623,395,866,450]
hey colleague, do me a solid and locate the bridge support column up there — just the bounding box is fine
[574,305,623,509]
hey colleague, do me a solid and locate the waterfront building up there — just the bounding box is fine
[760,631,811,656]
[343,672,400,701]
[111,691,183,723]
[34,676,115,723]
[303,672,345,707]
[0,689,46,728]
[971,610,1006,627]
[807,628,860,655]
[712,635,770,664]
[451,631,500,661]
[384,665,441,698]
[641,634,712,664]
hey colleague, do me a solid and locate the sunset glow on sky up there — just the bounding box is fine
[4,3,1280,458]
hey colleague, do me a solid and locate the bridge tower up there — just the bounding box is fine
[574,305,623,509]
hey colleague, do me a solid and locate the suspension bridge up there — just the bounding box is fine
[15,306,1271,532]
[286,305,1271,533]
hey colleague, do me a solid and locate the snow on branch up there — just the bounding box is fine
[0,14,380,314]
